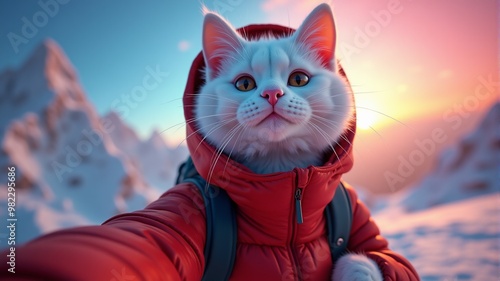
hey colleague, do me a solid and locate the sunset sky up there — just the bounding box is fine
[1,0,498,145]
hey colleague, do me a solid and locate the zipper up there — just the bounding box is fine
[295,188,304,224]
[289,173,304,280]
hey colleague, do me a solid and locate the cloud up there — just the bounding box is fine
[177,40,191,52]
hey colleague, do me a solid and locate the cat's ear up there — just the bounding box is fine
[203,12,243,79]
[293,3,336,69]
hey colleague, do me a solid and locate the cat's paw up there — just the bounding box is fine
[332,253,383,281]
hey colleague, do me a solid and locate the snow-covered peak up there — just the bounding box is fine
[436,102,500,175]
[0,39,89,131]
[26,39,78,84]
[39,40,86,104]
[377,102,500,214]
[15,39,84,104]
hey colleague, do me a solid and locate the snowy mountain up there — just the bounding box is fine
[375,194,500,280]
[0,39,187,246]
[375,102,500,214]
[372,102,500,280]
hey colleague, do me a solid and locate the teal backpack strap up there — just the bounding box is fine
[182,175,237,281]
[325,182,353,262]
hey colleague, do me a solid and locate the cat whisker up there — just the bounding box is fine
[342,105,415,133]
[223,123,248,175]
[302,121,322,146]
[182,104,238,109]
[181,116,237,151]
[315,129,346,165]
[306,87,351,104]
[307,121,341,164]
[310,116,352,147]
[310,115,354,161]
[206,122,245,188]
[160,112,234,137]
[193,117,238,149]
[210,127,242,175]
[311,105,396,123]
[313,108,354,118]
[351,91,382,95]
[160,97,184,105]
[311,109,353,116]
[366,125,385,140]
[312,108,386,141]
[185,112,234,124]
[184,93,240,105]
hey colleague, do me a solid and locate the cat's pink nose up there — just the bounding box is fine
[261,89,284,106]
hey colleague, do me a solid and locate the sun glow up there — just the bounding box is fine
[356,109,379,130]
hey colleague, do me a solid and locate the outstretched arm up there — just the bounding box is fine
[1,183,206,281]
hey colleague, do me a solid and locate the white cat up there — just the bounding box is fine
[196,6,353,175]
[196,3,383,281]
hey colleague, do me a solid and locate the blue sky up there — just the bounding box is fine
[1,0,497,144]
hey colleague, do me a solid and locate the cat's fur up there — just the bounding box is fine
[333,254,383,281]
[196,3,382,281]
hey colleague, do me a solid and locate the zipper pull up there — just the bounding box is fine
[295,188,304,224]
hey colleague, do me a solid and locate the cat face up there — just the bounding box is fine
[195,4,354,173]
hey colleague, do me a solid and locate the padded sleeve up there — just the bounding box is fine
[0,183,207,281]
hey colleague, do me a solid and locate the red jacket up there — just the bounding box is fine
[1,24,419,281]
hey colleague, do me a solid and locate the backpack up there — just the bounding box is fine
[176,157,353,281]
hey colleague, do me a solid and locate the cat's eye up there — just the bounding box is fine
[235,76,256,91]
[288,71,309,87]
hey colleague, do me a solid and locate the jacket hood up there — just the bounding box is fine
[183,24,356,225]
